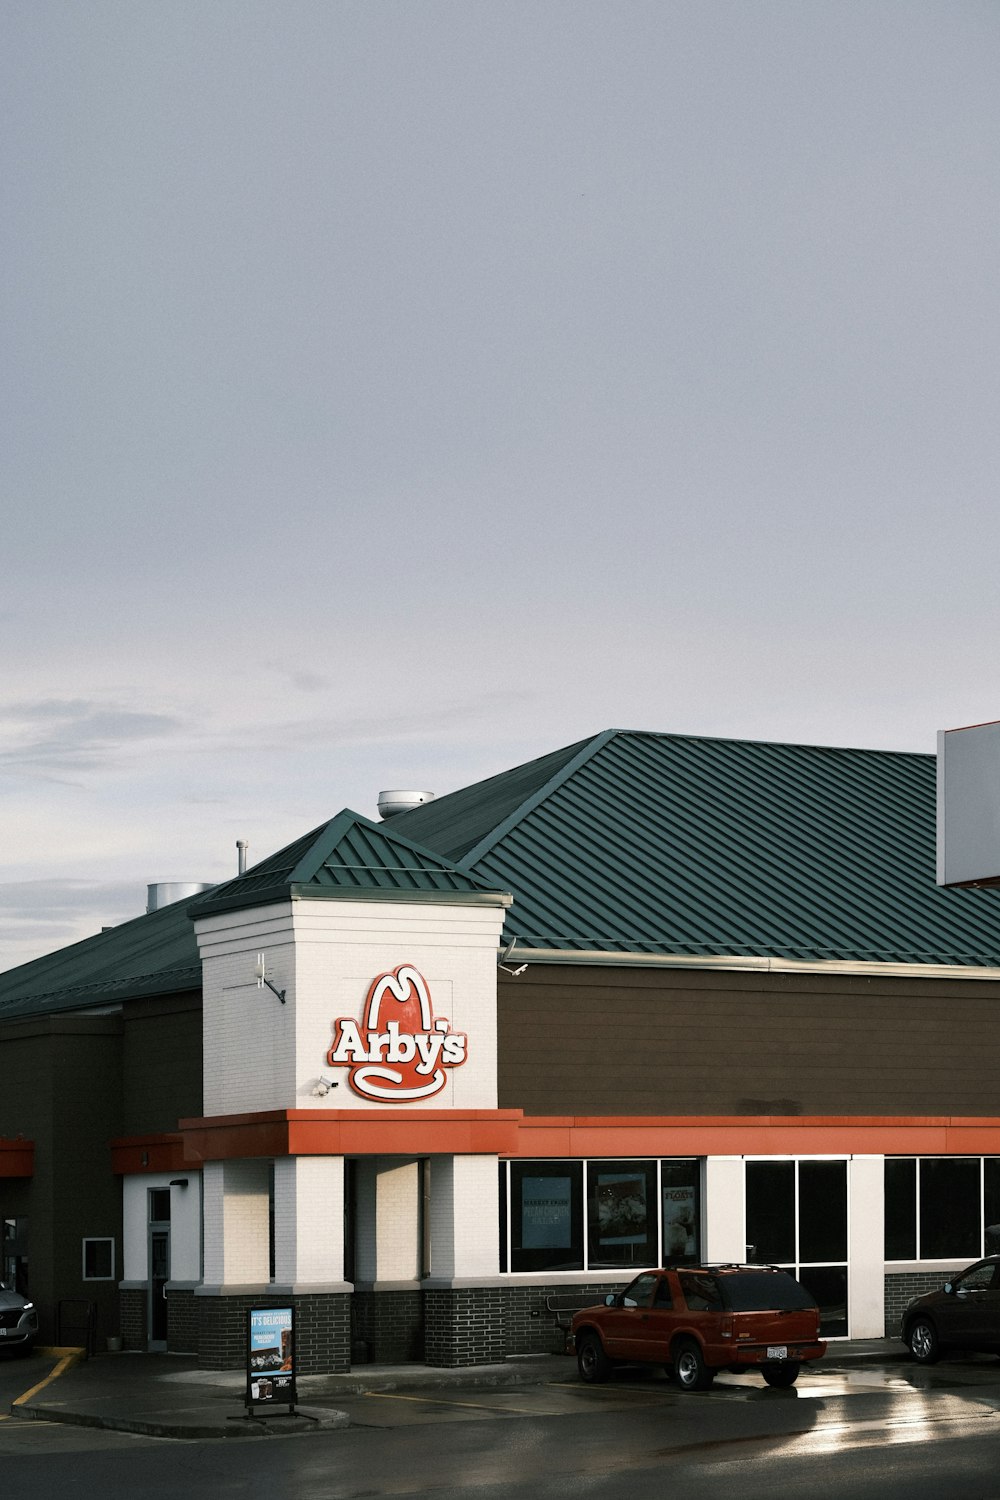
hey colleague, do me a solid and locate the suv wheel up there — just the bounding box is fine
[761,1361,800,1388]
[576,1332,612,1383]
[673,1339,714,1392]
[908,1317,940,1364]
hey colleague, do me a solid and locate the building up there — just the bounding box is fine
[3,728,1000,1368]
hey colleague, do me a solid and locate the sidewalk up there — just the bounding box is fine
[10,1340,908,1442]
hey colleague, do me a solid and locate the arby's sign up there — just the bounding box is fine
[326,965,467,1102]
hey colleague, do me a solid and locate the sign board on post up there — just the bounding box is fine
[246,1306,296,1414]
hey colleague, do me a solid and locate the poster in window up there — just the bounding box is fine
[521,1176,572,1249]
[596,1173,648,1246]
[662,1184,697,1257]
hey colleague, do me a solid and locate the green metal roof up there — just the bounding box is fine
[0,894,202,1021]
[396,730,1000,968]
[5,728,1000,1021]
[192,809,510,917]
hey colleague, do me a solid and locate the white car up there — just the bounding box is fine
[0,1282,38,1355]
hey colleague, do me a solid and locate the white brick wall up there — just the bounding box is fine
[374,1160,421,1282]
[704,1157,746,1262]
[202,1159,270,1286]
[195,897,507,1116]
[849,1156,886,1337]
[353,1158,422,1283]
[121,1173,202,1282]
[427,1154,499,1281]
[272,1156,346,1286]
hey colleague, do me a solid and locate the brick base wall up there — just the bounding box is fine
[120,1288,146,1351]
[167,1288,198,1354]
[885,1270,956,1337]
[352,1289,423,1364]
[116,1280,623,1367]
[425,1286,506,1367]
[196,1292,351,1373]
[498,1280,625,1355]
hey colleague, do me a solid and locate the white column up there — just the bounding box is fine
[848,1155,885,1337]
[704,1157,746,1262]
[272,1156,349,1289]
[201,1159,270,1288]
[427,1155,499,1282]
[352,1158,421,1284]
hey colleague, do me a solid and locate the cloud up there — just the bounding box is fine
[205,691,538,755]
[0,878,151,973]
[263,664,332,694]
[0,698,186,774]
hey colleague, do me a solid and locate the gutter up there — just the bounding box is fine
[503,946,1000,982]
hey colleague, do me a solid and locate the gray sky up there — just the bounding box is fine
[3,1,999,970]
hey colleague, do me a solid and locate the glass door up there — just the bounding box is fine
[745,1159,848,1337]
[147,1189,171,1350]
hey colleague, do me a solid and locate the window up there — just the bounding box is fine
[920,1159,980,1259]
[745,1161,795,1264]
[679,1272,722,1311]
[501,1159,700,1275]
[588,1161,657,1269]
[621,1272,659,1308]
[82,1238,115,1280]
[509,1162,584,1273]
[884,1157,1000,1261]
[2,1216,28,1297]
[884,1159,916,1259]
[148,1189,170,1223]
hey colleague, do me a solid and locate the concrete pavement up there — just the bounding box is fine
[8,1340,909,1441]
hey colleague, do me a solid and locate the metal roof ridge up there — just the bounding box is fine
[614,729,934,759]
[457,729,620,870]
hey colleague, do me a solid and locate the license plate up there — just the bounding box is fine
[0,1328,7,1337]
[766,1345,787,1359]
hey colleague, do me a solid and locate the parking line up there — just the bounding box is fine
[363,1391,538,1415]
[11,1350,85,1412]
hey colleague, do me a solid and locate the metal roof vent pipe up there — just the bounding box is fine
[146,882,213,914]
[377,790,435,820]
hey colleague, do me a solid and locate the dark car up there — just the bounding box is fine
[0,1281,38,1355]
[570,1263,826,1391]
[902,1255,1000,1364]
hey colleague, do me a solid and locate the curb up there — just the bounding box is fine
[14,1402,349,1441]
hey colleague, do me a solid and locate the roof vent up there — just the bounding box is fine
[146,882,213,914]
[377,790,435,820]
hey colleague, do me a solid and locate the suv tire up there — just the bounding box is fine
[907,1317,940,1364]
[673,1339,714,1392]
[761,1361,800,1388]
[577,1332,613,1383]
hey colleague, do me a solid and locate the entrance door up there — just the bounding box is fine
[147,1188,171,1350]
[745,1159,849,1338]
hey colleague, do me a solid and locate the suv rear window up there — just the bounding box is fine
[719,1272,817,1312]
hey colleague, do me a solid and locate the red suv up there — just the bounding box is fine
[571,1264,826,1391]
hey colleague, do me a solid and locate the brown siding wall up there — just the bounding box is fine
[498,965,1000,1117]
[0,1015,123,1345]
[121,991,202,1134]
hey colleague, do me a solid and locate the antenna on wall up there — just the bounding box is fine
[254,953,286,1004]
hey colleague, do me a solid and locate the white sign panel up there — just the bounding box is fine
[937,722,1000,887]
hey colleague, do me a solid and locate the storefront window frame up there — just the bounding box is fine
[884,1156,1000,1262]
[743,1154,850,1339]
[499,1157,702,1276]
